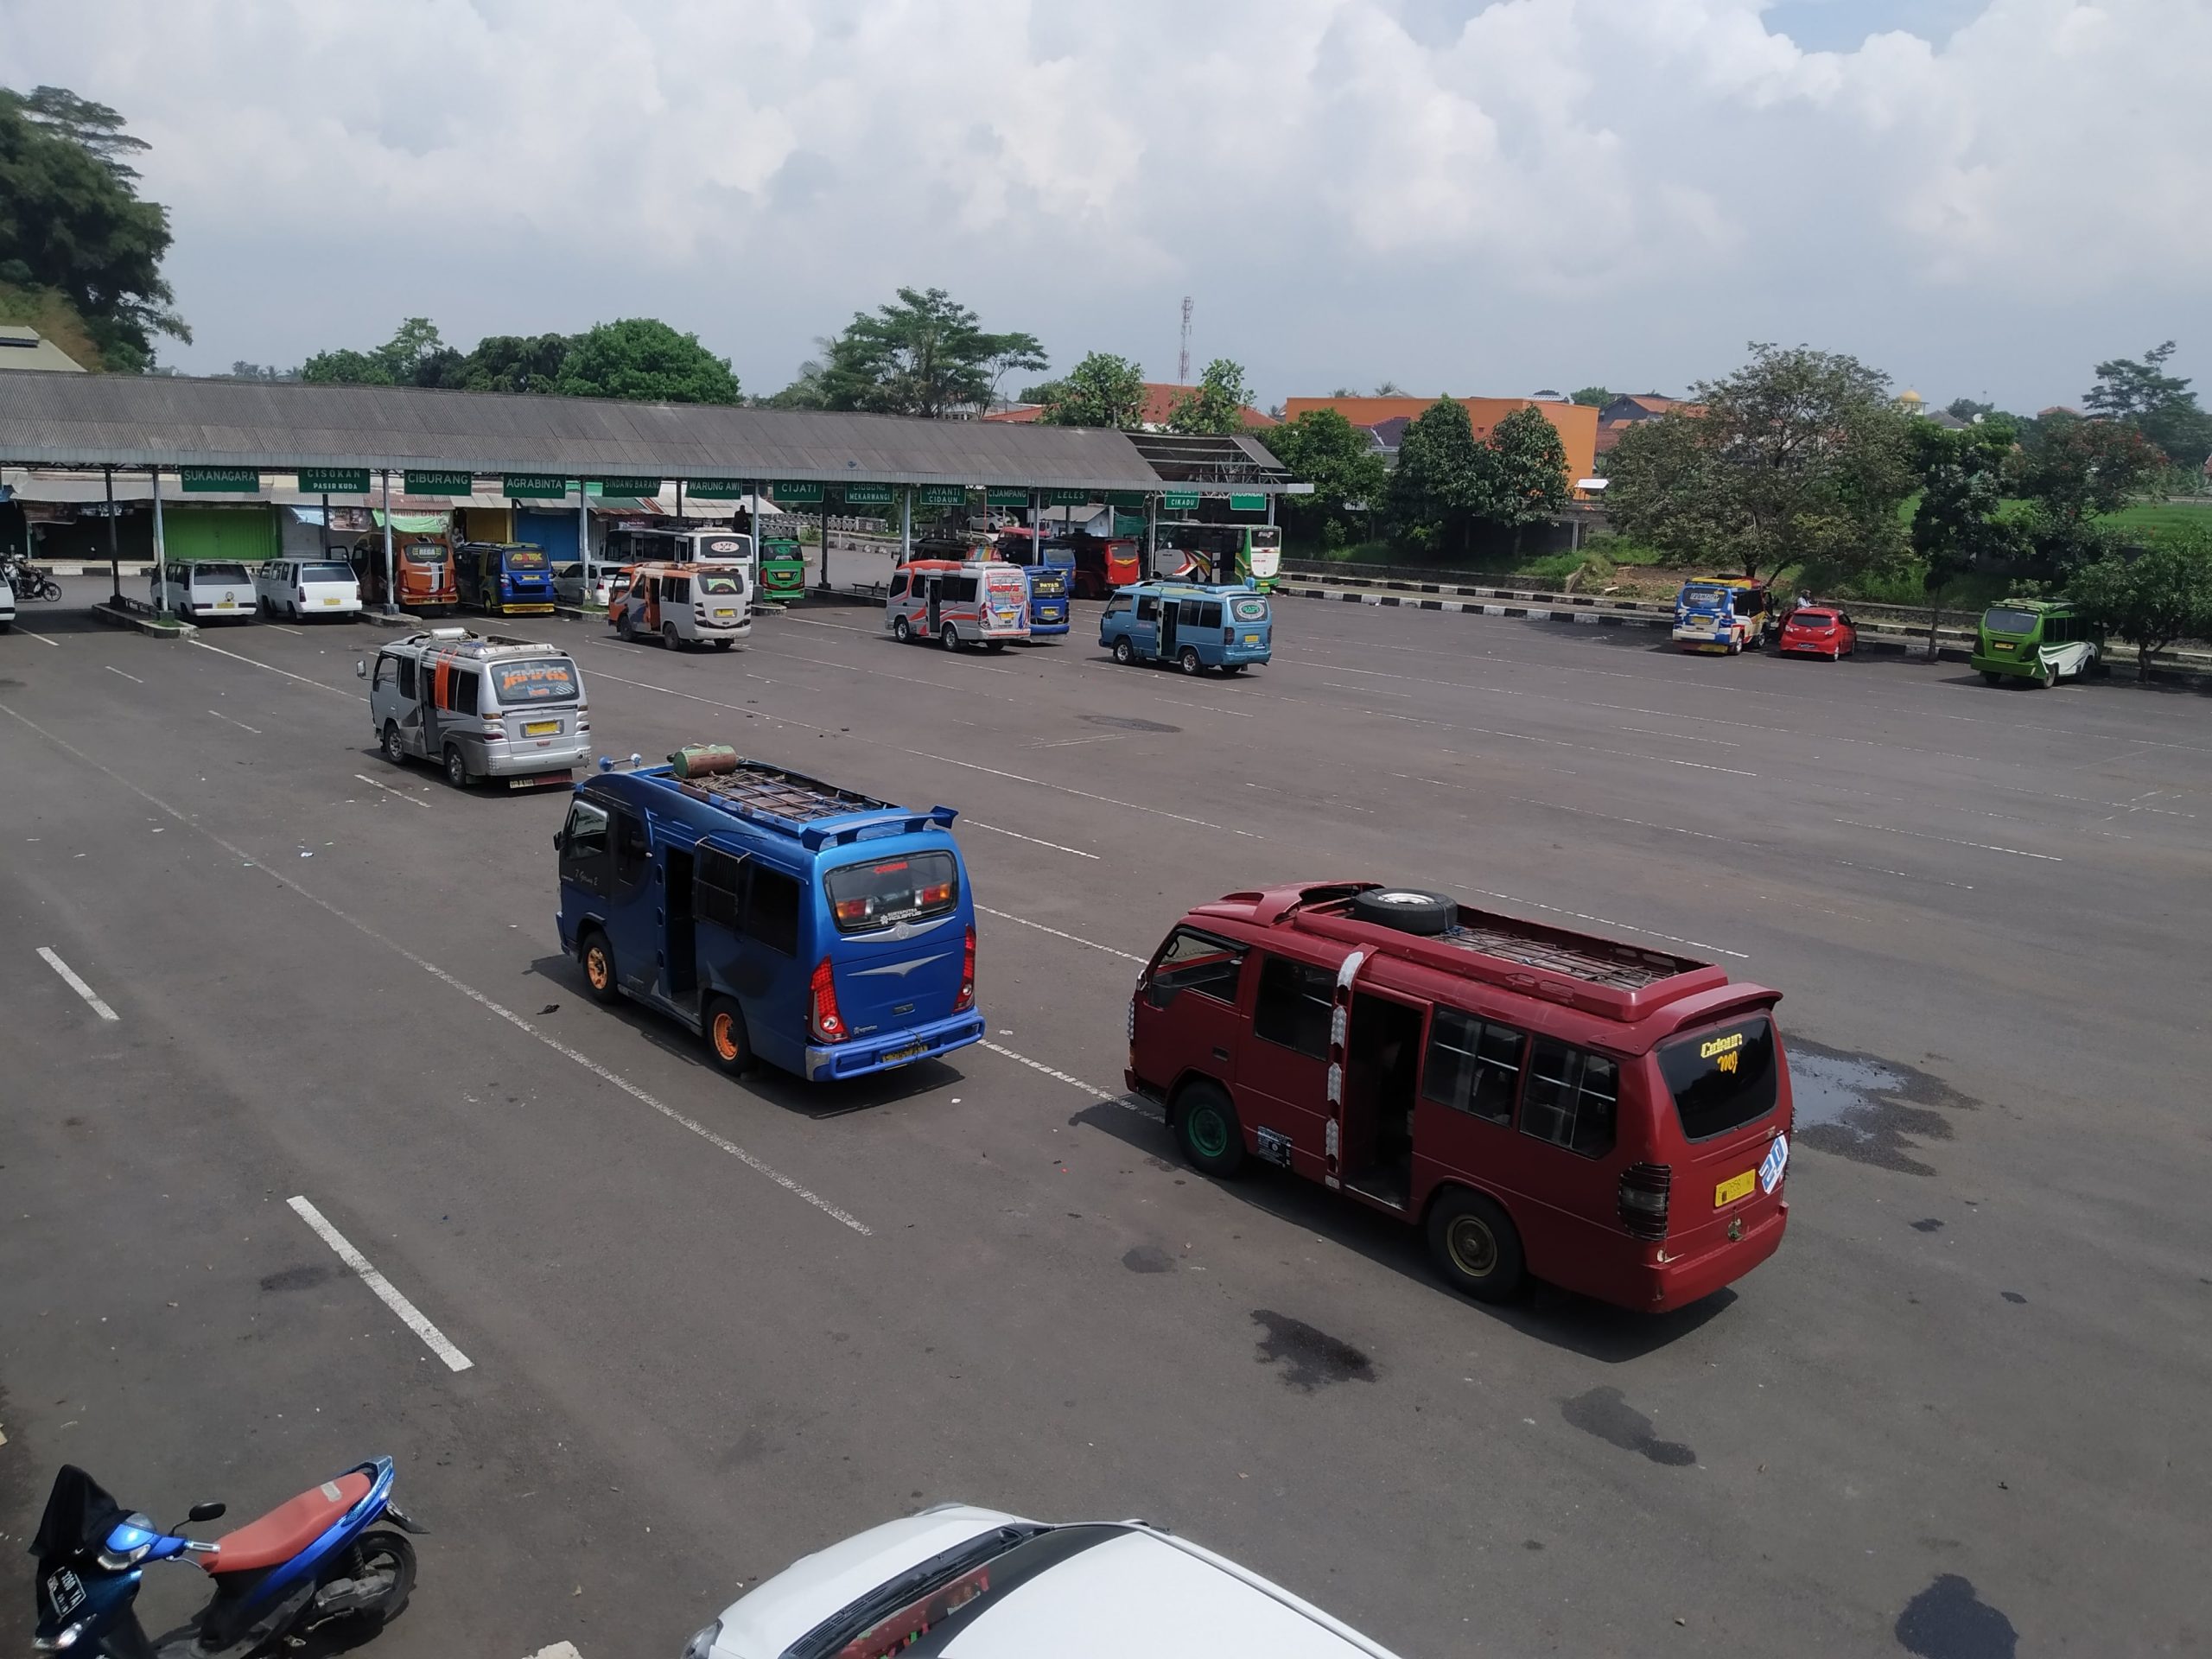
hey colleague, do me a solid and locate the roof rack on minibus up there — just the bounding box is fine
[664,758,958,849]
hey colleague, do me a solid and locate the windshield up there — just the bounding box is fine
[194,563,251,582]
[301,563,353,582]
[505,548,547,569]
[1789,611,1836,626]
[1658,1015,1781,1141]
[1681,587,1727,609]
[1984,606,2041,635]
[825,850,959,934]
[1232,595,1269,623]
[788,1525,1119,1659]
[488,658,580,705]
[698,572,744,595]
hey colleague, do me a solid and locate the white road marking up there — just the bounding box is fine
[16,629,59,646]
[104,664,144,684]
[191,638,365,700]
[36,946,119,1021]
[207,709,263,734]
[0,702,872,1238]
[1030,734,1125,749]
[977,905,1145,962]
[1833,818,2063,861]
[978,1039,1150,1116]
[286,1196,474,1372]
[265,624,304,636]
[966,821,1099,858]
[1614,722,1742,748]
[354,772,432,807]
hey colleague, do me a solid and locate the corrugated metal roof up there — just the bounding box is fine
[0,371,1291,492]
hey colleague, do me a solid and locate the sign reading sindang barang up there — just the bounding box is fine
[1161,488,1199,511]
[842,485,893,506]
[404,470,474,496]
[772,480,824,504]
[296,467,370,495]
[503,474,569,499]
[592,477,662,497]
[1106,490,1147,507]
[180,467,260,493]
[917,485,967,507]
[1229,492,1268,512]
[683,480,749,499]
[985,486,1029,507]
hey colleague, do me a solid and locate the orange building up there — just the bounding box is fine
[1280,395,1599,485]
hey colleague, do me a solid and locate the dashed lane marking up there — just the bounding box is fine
[36,946,119,1021]
[191,638,365,700]
[1832,818,2063,861]
[287,1196,474,1372]
[208,709,263,734]
[966,821,1099,858]
[976,905,1145,962]
[105,664,144,684]
[0,702,873,1238]
[978,1040,1151,1116]
[354,772,433,807]
[16,629,59,646]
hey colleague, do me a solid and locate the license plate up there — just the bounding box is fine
[880,1040,928,1067]
[322,596,340,606]
[713,608,736,619]
[1243,633,1260,644]
[1714,1169,1756,1208]
[524,720,560,737]
[46,1569,85,1618]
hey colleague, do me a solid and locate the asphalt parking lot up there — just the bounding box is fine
[4,580,2209,1656]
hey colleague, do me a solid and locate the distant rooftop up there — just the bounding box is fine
[0,325,87,373]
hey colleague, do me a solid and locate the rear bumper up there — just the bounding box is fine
[1969,652,2036,677]
[1639,1202,1787,1312]
[804,1012,985,1082]
[478,739,589,777]
[1221,643,1272,664]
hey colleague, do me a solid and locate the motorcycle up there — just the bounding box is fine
[31,1459,423,1657]
[3,559,64,601]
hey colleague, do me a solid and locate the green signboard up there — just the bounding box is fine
[1045,488,1091,506]
[1106,490,1147,507]
[180,467,260,493]
[772,480,825,504]
[404,470,474,496]
[842,485,893,506]
[296,467,369,494]
[1229,493,1268,512]
[985,486,1030,507]
[593,477,662,497]
[1161,489,1200,511]
[917,485,967,507]
[504,474,569,499]
[683,480,750,499]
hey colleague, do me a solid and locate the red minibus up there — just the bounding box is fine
[1127,881,1793,1313]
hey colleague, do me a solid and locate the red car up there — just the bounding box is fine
[1777,605,1857,659]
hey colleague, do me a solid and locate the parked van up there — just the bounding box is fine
[612,561,753,650]
[884,558,1031,652]
[151,560,257,621]
[360,626,589,789]
[350,531,458,614]
[1128,881,1793,1313]
[1971,598,2103,687]
[454,541,556,615]
[0,567,16,632]
[1100,582,1272,674]
[255,556,362,620]
[554,748,984,1083]
[1671,577,1770,654]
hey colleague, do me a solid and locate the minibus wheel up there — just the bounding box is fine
[1980,671,2004,686]
[985,639,1006,653]
[1426,1188,1526,1303]
[1177,646,1203,676]
[1111,638,1134,665]
[1174,1080,1246,1178]
[703,995,753,1076]
[580,928,620,1006]
[941,625,961,652]
[893,616,912,643]
[382,722,407,766]
[442,746,472,789]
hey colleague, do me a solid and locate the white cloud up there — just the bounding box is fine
[8,0,2209,408]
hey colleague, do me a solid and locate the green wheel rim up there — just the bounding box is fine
[1187,1104,1230,1160]
[1447,1216,1498,1278]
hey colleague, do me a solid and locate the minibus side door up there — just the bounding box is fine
[1236,952,1338,1178]
[603,804,660,997]
[1135,926,1247,1101]
[926,577,943,635]
[1160,598,1181,657]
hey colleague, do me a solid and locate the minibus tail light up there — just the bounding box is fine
[956,926,976,1011]
[1618,1163,1671,1240]
[810,957,848,1043]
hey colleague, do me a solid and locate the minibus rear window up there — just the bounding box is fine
[826,850,959,934]
[1657,1015,1780,1141]
[197,563,251,582]
[1232,596,1269,623]
[698,572,744,595]
[490,658,580,704]
[302,563,353,582]
[1983,606,2039,635]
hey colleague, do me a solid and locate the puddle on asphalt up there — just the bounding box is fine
[1079,714,1181,734]
[1789,1039,1976,1176]
[1250,1310,1376,1390]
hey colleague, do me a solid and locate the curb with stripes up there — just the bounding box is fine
[1275,582,1666,628]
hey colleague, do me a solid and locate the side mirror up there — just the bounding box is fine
[1146,981,1174,1010]
[354,659,368,678]
[187,1502,226,1524]
[552,830,566,852]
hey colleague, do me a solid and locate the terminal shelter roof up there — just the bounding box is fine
[0,371,1286,493]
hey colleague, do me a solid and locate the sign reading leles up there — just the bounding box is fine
[1045,488,1090,505]
[296,468,370,494]
[503,474,569,499]
[180,467,260,493]
[404,470,474,496]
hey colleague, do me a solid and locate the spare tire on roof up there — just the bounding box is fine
[1349,887,1458,936]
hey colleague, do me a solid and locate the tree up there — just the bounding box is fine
[2067,527,2212,676]
[1372,380,1407,396]
[2083,341,2212,470]
[2015,412,2164,526]
[1571,386,1613,408]
[1604,343,1914,583]
[1909,417,2021,653]
[0,87,186,369]
[1485,406,1572,552]
[818,287,1043,418]
[1037,351,1146,429]
[1945,397,1997,423]
[1390,398,1491,557]
[551,317,741,404]
[442,332,570,394]
[1166,358,1254,435]
[1261,408,1389,547]
[300,316,448,387]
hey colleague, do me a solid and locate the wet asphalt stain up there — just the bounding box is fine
[1079,714,1180,734]
[1911,1218,1945,1233]
[1895,1573,2018,1658]
[1522,1539,1545,1552]
[1122,1245,1177,1274]
[2000,1290,2027,1305]
[1560,1387,1696,1466]
[1250,1310,1376,1390]
[258,1263,333,1293]
[1789,1039,1976,1176]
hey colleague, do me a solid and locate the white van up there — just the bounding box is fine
[360,627,590,789]
[613,562,753,651]
[0,567,16,632]
[151,561,256,620]
[255,556,363,620]
[884,558,1031,652]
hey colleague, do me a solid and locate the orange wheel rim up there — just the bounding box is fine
[587,949,608,988]
[713,1014,739,1061]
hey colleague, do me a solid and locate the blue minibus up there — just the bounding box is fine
[457,541,556,615]
[1099,581,1273,675]
[554,748,983,1082]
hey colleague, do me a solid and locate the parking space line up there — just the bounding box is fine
[978,1039,1151,1116]
[36,946,120,1021]
[1833,818,2063,861]
[0,701,874,1239]
[264,624,303,635]
[354,772,433,807]
[966,821,1099,858]
[105,665,144,685]
[976,905,1144,962]
[191,638,365,700]
[16,629,59,646]
[208,709,263,734]
[286,1196,474,1372]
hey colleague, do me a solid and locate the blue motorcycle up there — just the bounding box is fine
[31,1459,423,1656]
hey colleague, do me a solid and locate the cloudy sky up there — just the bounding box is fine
[10,0,2209,410]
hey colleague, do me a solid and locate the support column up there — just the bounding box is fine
[1146,493,1158,582]
[103,467,121,606]
[818,501,830,591]
[900,486,912,566]
[149,466,168,617]
[577,480,591,588]
[380,468,397,615]
[676,479,685,520]
[320,493,332,559]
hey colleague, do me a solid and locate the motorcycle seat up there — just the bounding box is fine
[204,1471,372,1573]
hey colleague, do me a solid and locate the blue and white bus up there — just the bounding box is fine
[555,749,983,1082]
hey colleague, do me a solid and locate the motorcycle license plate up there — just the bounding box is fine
[524,720,560,737]
[46,1568,86,1618]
